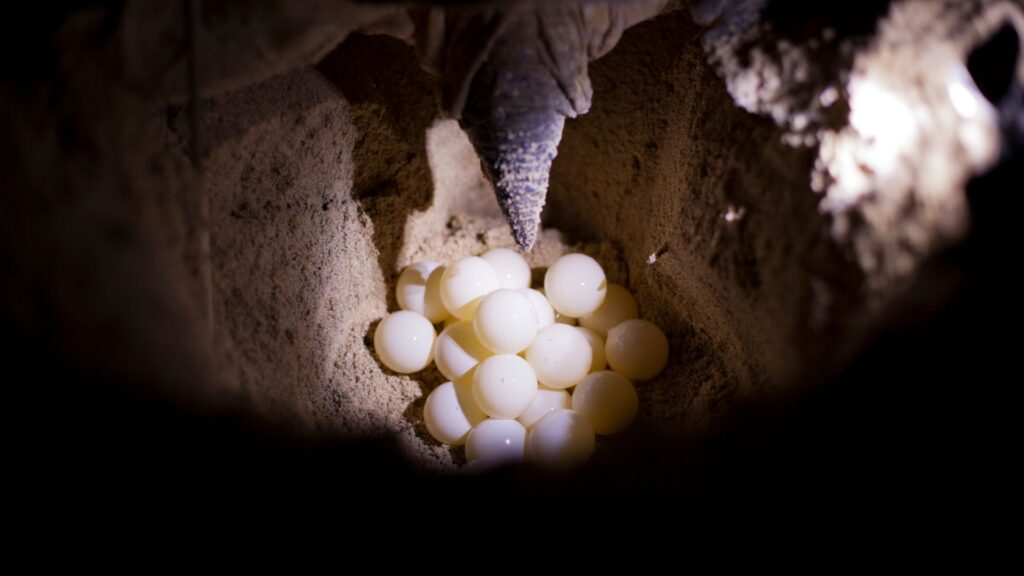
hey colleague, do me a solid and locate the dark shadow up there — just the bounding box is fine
[529,266,547,288]
[763,0,893,40]
[968,21,1020,106]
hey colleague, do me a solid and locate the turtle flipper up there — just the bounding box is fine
[412,2,670,249]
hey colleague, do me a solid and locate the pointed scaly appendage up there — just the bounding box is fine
[465,112,566,251]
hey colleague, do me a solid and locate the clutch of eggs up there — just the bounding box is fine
[375,249,668,470]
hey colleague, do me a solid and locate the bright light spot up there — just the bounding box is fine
[722,206,746,223]
[848,80,917,152]
[947,66,999,171]
[949,80,980,118]
[819,86,839,107]
[647,245,668,264]
[947,66,994,121]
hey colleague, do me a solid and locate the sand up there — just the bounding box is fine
[4,4,1001,471]
[168,18,795,470]
[187,56,627,469]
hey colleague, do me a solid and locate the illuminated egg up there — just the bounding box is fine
[519,288,555,328]
[373,311,435,373]
[579,283,638,336]
[466,419,527,465]
[434,321,493,383]
[535,287,574,324]
[527,409,595,470]
[525,324,592,390]
[576,327,607,373]
[472,354,538,419]
[572,371,638,435]
[481,248,531,290]
[424,381,485,446]
[605,319,669,381]
[543,253,607,318]
[396,262,449,323]
[441,256,500,320]
[473,289,539,354]
[517,387,572,429]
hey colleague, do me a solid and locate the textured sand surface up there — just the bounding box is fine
[172,20,820,468]
[4,3,1009,471]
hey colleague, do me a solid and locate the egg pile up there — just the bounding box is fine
[373,249,669,470]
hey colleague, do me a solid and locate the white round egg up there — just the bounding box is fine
[395,262,449,323]
[473,289,539,354]
[517,387,572,429]
[572,371,638,435]
[423,381,485,446]
[543,253,607,318]
[527,409,595,470]
[440,256,500,320]
[373,311,436,374]
[519,288,555,328]
[576,327,607,373]
[433,321,493,383]
[466,419,527,465]
[525,324,592,390]
[605,319,669,381]
[472,354,538,419]
[579,283,638,336]
[481,248,531,290]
